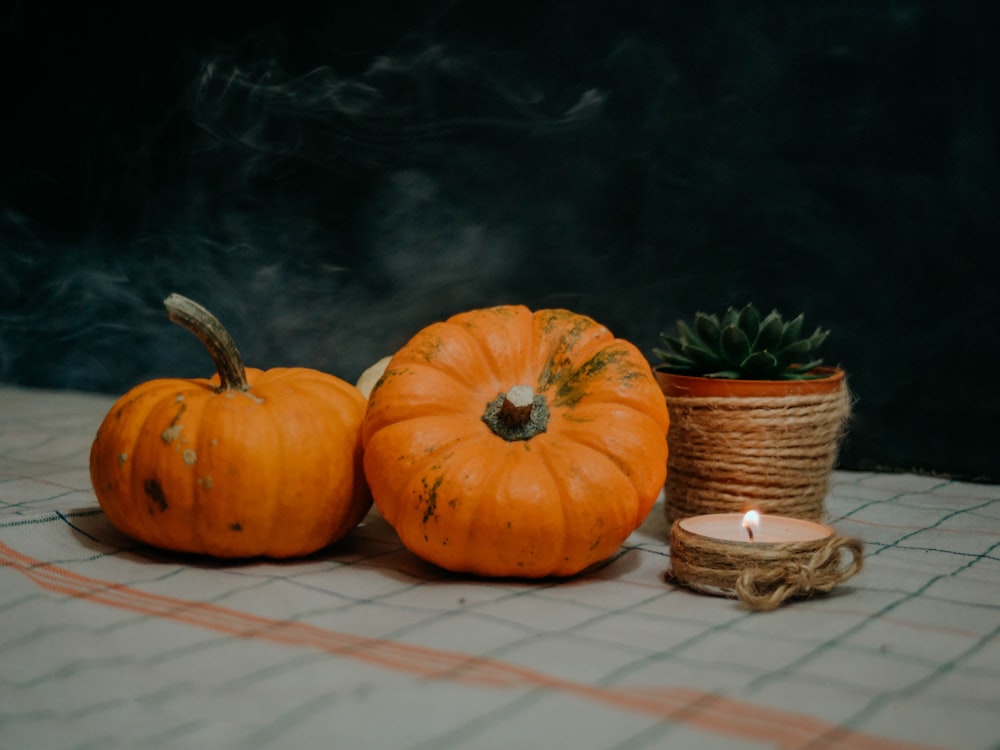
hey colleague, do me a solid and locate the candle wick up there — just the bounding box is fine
[745,525,755,542]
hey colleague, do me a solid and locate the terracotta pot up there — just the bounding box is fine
[655,366,845,399]
[656,367,850,523]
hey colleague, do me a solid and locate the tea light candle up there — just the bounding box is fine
[667,510,863,611]
[683,510,832,544]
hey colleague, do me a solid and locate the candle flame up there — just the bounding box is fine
[742,510,761,542]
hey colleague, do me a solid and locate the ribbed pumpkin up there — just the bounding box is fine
[89,294,371,558]
[361,305,670,578]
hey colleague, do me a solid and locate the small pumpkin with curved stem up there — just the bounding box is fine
[89,294,371,558]
[361,304,670,578]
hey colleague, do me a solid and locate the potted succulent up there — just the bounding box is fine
[653,304,851,523]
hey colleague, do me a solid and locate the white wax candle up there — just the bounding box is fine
[677,512,832,544]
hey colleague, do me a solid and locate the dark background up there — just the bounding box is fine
[2,2,997,481]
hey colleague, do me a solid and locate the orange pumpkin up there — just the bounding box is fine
[361,305,670,578]
[90,294,371,558]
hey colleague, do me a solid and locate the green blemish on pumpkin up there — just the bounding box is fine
[552,349,615,406]
[421,475,444,524]
[144,479,168,512]
[588,518,605,551]
[462,306,517,331]
[114,392,146,421]
[117,452,128,467]
[369,366,414,403]
[161,402,187,444]
[230,522,242,532]
[553,346,641,408]
[537,316,602,391]
[414,334,445,363]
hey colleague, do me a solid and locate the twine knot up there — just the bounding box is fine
[733,536,864,611]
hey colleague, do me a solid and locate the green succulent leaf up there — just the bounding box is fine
[780,314,805,349]
[653,305,832,380]
[720,325,751,367]
[694,312,721,346]
[703,369,742,379]
[676,319,705,348]
[788,358,824,375]
[776,339,811,364]
[657,333,685,352]
[755,311,784,351]
[741,350,779,374]
[737,304,761,343]
[682,341,724,367]
[805,327,830,350]
[652,348,697,369]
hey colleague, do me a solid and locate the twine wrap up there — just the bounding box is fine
[663,379,851,522]
[667,520,864,611]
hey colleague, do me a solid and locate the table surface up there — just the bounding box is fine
[1,385,998,750]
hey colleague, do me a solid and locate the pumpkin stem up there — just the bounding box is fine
[482,385,550,442]
[164,293,250,392]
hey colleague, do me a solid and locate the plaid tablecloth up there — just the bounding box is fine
[1,385,997,750]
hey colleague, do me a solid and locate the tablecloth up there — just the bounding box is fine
[1,384,998,750]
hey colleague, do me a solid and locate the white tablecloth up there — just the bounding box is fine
[1,385,997,749]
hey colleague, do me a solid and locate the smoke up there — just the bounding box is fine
[157,44,611,380]
[1,29,618,392]
[6,5,998,479]
[186,45,607,174]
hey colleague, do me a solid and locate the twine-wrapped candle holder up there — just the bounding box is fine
[667,513,864,611]
[657,368,852,523]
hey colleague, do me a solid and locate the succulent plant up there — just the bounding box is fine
[654,304,831,380]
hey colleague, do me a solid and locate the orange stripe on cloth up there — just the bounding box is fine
[0,540,937,750]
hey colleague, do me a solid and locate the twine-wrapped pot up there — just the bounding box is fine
[657,367,851,522]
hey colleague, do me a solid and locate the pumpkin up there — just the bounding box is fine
[89,294,371,558]
[356,355,393,399]
[361,305,670,578]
